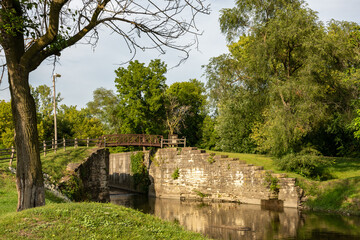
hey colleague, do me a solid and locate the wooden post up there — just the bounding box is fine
[184,137,186,147]
[9,146,15,166]
[87,137,89,148]
[54,138,57,153]
[43,141,46,157]
[52,139,54,149]
[161,138,163,148]
[75,138,78,148]
[104,137,106,147]
[63,138,66,151]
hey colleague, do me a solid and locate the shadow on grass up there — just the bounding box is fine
[45,190,67,204]
[330,157,360,174]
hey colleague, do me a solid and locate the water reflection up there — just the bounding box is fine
[110,189,360,240]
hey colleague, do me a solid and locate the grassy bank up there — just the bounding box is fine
[0,169,68,216]
[0,148,209,239]
[0,165,67,216]
[41,147,95,182]
[207,150,360,215]
[0,147,94,215]
[0,202,208,240]
[0,169,18,216]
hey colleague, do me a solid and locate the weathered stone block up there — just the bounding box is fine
[110,148,302,208]
[60,148,110,202]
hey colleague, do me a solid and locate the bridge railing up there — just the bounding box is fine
[161,138,186,148]
[97,134,164,147]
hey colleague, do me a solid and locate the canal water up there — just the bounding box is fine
[110,189,360,240]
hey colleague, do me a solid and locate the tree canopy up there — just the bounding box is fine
[114,59,167,135]
[87,87,119,134]
[88,60,207,146]
[205,0,360,156]
[165,79,207,145]
[0,87,104,146]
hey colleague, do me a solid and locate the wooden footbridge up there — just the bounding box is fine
[97,134,186,148]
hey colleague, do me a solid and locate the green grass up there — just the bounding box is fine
[0,168,66,217]
[0,169,18,216]
[41,147,95,182]
[206,150,360,215]
[0,202,209,240]
[206,150,301,177]
[206,150,276,170]
[0,147,93,216]
[329,157,360,179]
[303,177,360,214]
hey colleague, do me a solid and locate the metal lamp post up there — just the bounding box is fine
[53,73,61,152]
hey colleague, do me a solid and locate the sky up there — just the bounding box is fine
[1,0,360,108]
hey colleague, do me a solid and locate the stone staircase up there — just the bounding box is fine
[148,147,303,208]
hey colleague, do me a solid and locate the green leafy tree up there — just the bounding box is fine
[204,38,267,152]
[87,88,119,134]
[165,79,207,146]
[198,115,218,150]
[31,85,58,117]
[0,100,14,148]
[115,59,167,135]
[206,0,360,156]
[58,105,104,140]
[31,84,63,141]
[0,0,208,211]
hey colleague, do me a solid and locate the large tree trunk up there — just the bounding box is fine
[1,0,45,211]
[8,66,45,211]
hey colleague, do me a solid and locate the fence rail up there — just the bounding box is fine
[0,137,100,166]
[1,134,187,166]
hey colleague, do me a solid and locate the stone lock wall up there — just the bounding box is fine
[79,148,110,202]
[148,148,302,208]
[108,147,303,208]
[60,148,110,202]
[109,151,150,193]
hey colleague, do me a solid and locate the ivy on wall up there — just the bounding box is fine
[130,152,150,192]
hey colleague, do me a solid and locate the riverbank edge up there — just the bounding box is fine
[0,202,209,240]
[0,169,209,239]
[296,177,360,216]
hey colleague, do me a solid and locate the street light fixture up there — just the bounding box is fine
[53,74,61,152]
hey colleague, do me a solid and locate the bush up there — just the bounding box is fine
[276,148,334,180]
[264,172,280,195]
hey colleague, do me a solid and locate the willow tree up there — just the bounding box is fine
[0,0,209,211]
[207,0,360,155]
